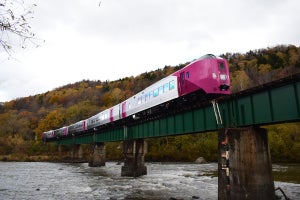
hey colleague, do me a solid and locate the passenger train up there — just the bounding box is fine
[42,54,230,141]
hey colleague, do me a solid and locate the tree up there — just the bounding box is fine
[111,87,124,105]
[231,70,251,92]
[35,109,65,140]
[0,0,38,54]
[258,64,273,84]
[65,101,97,124]
[0,110,28,138]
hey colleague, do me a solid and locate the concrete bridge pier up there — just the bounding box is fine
[89,142,106,167]
[218,126,275,200]
[71,144,83,162]
[58,145,62,157]
[121,139,147,177]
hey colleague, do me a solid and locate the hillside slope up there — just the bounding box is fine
[0,44,299,162]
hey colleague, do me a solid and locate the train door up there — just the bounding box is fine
[121,102,126,118]
[179,71,187,95]
[109,108,113,122]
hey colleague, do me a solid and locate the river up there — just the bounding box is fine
[0,162,299,200]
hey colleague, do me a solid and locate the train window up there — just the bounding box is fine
[145,93,148,102]
[153,88,158,97]
[219,62,225,70]
[170,80,175,90]
[164,83,169,93]
[186,71,190,78]
[142,95,145,103]
[150,91,153,99]
[138,97,141,104]
[158,86,163,95]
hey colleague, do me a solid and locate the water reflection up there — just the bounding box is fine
[273,164,300,184]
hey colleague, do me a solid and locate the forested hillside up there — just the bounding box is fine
[0,44,300,162]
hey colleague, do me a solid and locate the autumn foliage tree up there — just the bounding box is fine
[222,45,300,92]
[35,110,65,140]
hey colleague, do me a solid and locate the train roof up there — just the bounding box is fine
[199,54,217,59]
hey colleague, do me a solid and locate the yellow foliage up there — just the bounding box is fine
[231,70,251,92]
[49,95,60,105]
[258,64,272,74]
[35,109,65,140]
[95,85,102,89]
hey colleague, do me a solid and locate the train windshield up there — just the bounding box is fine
[218,62,225,71]
[199,54,216,59]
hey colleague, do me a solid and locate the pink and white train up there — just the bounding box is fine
[42,54,230,141]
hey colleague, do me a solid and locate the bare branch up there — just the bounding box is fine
[0,0,41,55]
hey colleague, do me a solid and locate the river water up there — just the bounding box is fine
[0,162,299,200]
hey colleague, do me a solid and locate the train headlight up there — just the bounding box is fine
[212,73,217,79]
[220,74,227,80]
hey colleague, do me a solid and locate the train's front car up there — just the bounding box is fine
[192,54,230,96]
[173,54,230,97]
[209,55,230,95]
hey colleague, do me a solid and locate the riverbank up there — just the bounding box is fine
[0,154,88,162]
[0,154,62,162]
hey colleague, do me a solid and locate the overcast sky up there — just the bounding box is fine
[0,0,299,102]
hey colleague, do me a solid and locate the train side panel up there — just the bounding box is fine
[86,113,102,130]
[125,76,179,117]
[86,109,112,131]
[110,105,121,122]
[53,126,68,138]
[100,109,110,125]
[42,130,54,141]
[68,120,87,135]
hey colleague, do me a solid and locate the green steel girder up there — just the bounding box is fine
[55,74,300,145]
[220,81,300,127]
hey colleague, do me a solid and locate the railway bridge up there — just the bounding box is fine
[50,73,300,200]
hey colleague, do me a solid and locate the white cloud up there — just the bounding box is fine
[0,0,299,102]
